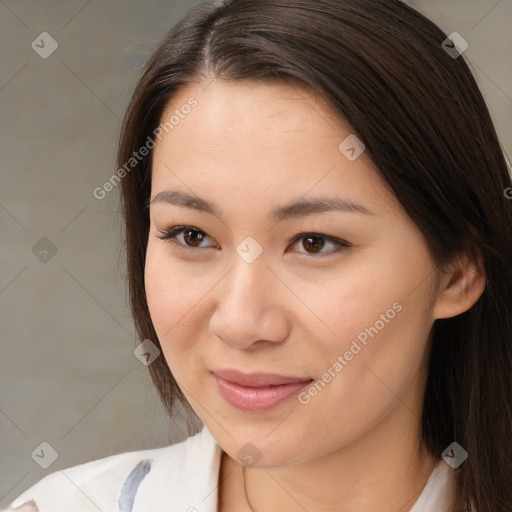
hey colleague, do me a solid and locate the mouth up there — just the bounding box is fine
[211,369,314,412]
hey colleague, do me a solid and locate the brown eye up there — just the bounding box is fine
[156,226,217,249]
[289,233,350,257]
[302,235,325,253]
[182,228,206,247]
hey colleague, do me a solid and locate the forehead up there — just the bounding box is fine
[150,79,399,218]
[154,79,347,156]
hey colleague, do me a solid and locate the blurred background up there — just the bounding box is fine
[0,0,510,507]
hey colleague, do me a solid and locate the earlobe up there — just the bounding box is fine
[432,250,487,320]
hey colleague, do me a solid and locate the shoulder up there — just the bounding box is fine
[3,426,222,512]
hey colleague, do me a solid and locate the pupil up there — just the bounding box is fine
[185,229,203,246]
[304,236,324,253]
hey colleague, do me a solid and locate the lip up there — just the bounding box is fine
[212,369,313,412]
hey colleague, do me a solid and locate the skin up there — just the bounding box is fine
[144,79,486,511]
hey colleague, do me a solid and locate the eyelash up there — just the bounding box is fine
[155,225,351,258]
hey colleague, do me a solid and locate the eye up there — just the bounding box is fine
[156,226,350,257]
[288,232,350,257]
[156,226,218,251]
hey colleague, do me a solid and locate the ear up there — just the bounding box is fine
[432,248,487,320]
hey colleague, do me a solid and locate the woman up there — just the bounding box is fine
[6,0,511,511]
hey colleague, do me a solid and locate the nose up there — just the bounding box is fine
[209,252,291,350]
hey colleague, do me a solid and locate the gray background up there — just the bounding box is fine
[0,0,510,507]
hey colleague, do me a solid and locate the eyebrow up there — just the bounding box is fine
[148,190,375,221]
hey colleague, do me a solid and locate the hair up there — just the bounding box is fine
[117,1,512,510]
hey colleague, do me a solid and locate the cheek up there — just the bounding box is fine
[144,244,216,367]
[297,254,434,423]
[286,262,403,353]
[294,311,430,456]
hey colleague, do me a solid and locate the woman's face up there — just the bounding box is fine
[145,79,443,467]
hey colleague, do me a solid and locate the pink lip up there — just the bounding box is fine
[212,369,313,412]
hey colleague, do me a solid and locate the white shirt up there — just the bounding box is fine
[4,426,456,512]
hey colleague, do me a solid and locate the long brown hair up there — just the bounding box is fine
[117,1,512,510]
